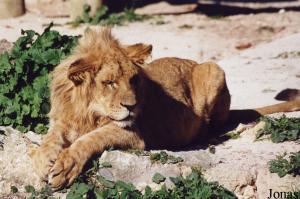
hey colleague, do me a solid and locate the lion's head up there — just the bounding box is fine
[66,29,152,128]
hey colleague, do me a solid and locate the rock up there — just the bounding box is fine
[98,150,192,191]
[135,2,198,15]
[25,0,71,17]
[0,39,11,54]
[0,127,43,198]
[256,168,300,198]
[235,42,252,50]
[0,0,25,19]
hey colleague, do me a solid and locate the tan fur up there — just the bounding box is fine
[29,28,300,189]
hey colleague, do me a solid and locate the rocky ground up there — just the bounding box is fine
[0,1,300,198]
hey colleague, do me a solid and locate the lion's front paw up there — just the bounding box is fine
[48,149,84,190]
[28,145,60,181]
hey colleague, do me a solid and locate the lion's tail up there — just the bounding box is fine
[228,99,300,123]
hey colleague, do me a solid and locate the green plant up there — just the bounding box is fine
[69,4,150,27]
[287,190,300,199]
[19,159,236,198]
[65,169,237,199]
[149,151,184,164]
[152,173,166,184]
[269,151,300,177]
[0,23,78,133]
[126,150,184,164]
[178,24,193,29]
[24,184,55,199]
[99,161,112,168]
[10,186,18,193]
[256,116,300,143]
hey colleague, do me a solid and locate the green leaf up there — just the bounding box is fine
[34,123,48,134]
[97,175,115,188]
[152,173,166,184]
[100,162,112,168]
[115,180,135,192]
[10,186,18,193]
[149,151,184,164]
[66,182,91,199]
[91,5,109,25]
[25,185,35,193]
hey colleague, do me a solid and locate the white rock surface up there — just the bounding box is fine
[0,127,43,198]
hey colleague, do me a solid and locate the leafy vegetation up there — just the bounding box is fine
[10,160,236,198]
[152,173,166,184]
[0,24,78,133]
[69,4,150,27]
[269,151,300,177]
[275,51,300,59]
[10,186,18,193]
[127,150,184,164]
[25,184,54,199]
[150,151,184,164]
[64,169,237,199]
[99,161,112,168]
[287,190,300,199]
[256,115,300,143]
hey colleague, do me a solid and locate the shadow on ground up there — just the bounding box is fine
[195,3,300,16]
[128,0,300,16]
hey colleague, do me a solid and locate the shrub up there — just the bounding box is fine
[0,23,78,133]
[69,4,149,27]
[256,115,300,143]
[269,151,300,178]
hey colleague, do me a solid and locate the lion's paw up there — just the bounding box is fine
[48,149,83,190]
[28,145,60,181]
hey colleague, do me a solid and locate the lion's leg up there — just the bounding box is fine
[191,62,231,127]
[28,124,69,181]
[48,124,144,189]
[209,84,231,127]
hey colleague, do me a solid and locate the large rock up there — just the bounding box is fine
[0,0,25,19]
[0,127,43,198]
[25,0,71,17]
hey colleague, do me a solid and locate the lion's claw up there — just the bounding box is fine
[48,149,83,190]
[28,146,59,181]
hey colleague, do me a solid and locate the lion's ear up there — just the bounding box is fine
[124,43,152,64]
[68,59,93,85]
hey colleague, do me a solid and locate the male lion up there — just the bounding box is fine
[29,28,300,189]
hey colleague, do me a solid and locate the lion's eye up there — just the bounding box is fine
[102,80,116,88]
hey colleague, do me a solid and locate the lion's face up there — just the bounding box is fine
[89,58,142,128]
[67,31,152,128]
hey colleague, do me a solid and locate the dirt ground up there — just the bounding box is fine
[1,2,300,62]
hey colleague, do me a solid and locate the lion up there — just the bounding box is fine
[29,28,300,189]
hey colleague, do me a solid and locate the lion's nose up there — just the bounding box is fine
[120,102,137,111]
